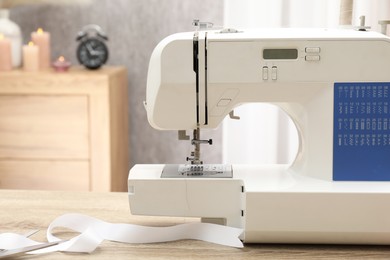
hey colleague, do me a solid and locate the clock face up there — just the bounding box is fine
[77,38,108,69]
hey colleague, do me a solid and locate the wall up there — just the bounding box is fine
[9,0,224,168]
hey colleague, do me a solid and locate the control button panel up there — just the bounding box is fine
[305,47,321,62]
[261,46,322,80]
[262,66,278,80]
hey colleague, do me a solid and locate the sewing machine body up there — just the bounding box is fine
[128,28,390,244]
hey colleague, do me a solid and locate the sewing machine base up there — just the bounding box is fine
[128,164,390,244]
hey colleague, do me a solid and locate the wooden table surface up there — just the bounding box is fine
[1,190,390,259]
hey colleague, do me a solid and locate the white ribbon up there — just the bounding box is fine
[0,213,244,255]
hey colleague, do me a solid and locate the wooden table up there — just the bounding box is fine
[1,190,390,259]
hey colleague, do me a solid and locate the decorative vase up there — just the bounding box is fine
[0,8,22,68]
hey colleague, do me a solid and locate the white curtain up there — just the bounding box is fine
[222,0,390,164]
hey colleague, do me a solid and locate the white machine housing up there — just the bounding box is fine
[129,28,390,244]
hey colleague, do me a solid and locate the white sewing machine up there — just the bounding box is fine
[128,25,390,244]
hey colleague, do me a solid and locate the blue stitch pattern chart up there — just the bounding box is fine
[333,82,390,181]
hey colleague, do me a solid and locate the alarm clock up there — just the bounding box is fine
[76,24,109,69]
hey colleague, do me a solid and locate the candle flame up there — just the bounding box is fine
[37,28,44,34]
[28,41,34,46]
[0,34,3,40]
[58,56,65,62]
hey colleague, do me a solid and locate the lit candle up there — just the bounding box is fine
[31,28,50,69]
[23,41,39,71]
[0,34,12,71]
[52,55,71,72]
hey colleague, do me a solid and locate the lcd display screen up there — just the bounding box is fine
[263,49,298,60]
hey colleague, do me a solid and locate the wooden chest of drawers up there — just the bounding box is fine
[0,66,129,191]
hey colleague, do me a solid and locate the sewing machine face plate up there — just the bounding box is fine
[333,82,390,181]
[161,164,233,178]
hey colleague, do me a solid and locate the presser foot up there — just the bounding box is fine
[161,164,232,178]
[179,128,213,165]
